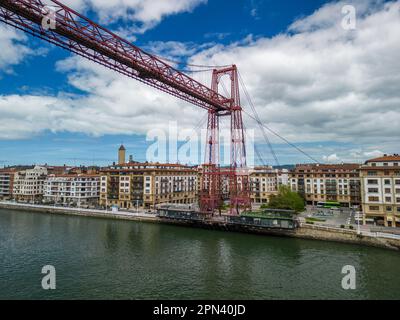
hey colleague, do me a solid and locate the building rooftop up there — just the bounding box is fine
[365,154,400,163]
[294,163,360,172]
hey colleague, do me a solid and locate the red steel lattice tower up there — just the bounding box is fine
[200,66,251,215]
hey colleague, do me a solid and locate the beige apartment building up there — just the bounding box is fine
[13,166,48,202]
[290,164,361,208]
[100,161,198,210]
[44,174,100,206]
[249,167,290,204]
[360,154,400,228]
[250,166,279,204]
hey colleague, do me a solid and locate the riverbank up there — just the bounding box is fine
[1,201,399,251]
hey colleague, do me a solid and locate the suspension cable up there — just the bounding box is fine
[238,71,280,166]
[238,71,319,164]
[243,110,319,163]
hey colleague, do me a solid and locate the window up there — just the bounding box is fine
[367,179,378,185]
[368,196,379,202]
[385,188,391,194]
[386,206,392,212]
[384,179,391,185]
[368,188,379,193]
[397,207,400,213]
[395,180,400,185]
[369,206,379,211]
[385,197,392,202]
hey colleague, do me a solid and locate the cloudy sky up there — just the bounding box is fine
[0,0,399,166]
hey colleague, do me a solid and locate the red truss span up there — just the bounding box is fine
[0,0,231,112]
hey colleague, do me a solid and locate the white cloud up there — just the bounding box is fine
[0,55,202,139]
[363,150,385,159]
[323,153,341,163]
[0,25,32,75]
[189,0,400,149]
[0,0,399,164]
[64,0,207,34]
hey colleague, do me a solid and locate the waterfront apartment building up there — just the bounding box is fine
[249,167,290,204]
[250,166,278,204]
[13,166,48,202]
[360,154,400,228]
[100,162,198,209]
[0,169,16,200]
[289,163,361,208]
[44,174,100,206]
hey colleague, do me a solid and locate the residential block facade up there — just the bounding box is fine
[250,167,278,204]
[100,162,198,209]
[249,167,290,204]
[289,164,361,208]
[44,174,100,205]
[0,169,16,200]
[13,166,48,202]
[360,155,400,228]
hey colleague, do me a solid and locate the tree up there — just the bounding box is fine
[267,185,305,213]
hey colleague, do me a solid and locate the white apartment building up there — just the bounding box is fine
[44,174,100,205]
[13,166,48,202]
[276,169,290,187]
[360,154,400,227]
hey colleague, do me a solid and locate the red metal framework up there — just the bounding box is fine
[0,0,231,112]
[0,0,251,214]
[200,66,251,214]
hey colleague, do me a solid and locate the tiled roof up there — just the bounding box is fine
[365,155,400,163]
[294,163,360,171]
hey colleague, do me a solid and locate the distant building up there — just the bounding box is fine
[45,165,74,175]
[360,154,400,228]
[289,163,361,208]
[118,145,126,165]
[44,174,100,206]
[13,166,48,202]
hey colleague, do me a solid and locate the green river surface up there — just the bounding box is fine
[0,209,399,300]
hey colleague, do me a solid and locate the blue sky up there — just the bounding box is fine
[0,0,399,167]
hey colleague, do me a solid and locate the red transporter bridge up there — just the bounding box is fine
[0,0,251,215]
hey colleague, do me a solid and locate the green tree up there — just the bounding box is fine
[267,185,305,213]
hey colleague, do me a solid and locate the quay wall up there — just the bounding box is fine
[294,224,400,251]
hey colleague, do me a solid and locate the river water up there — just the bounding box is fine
[0,209,399,300]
